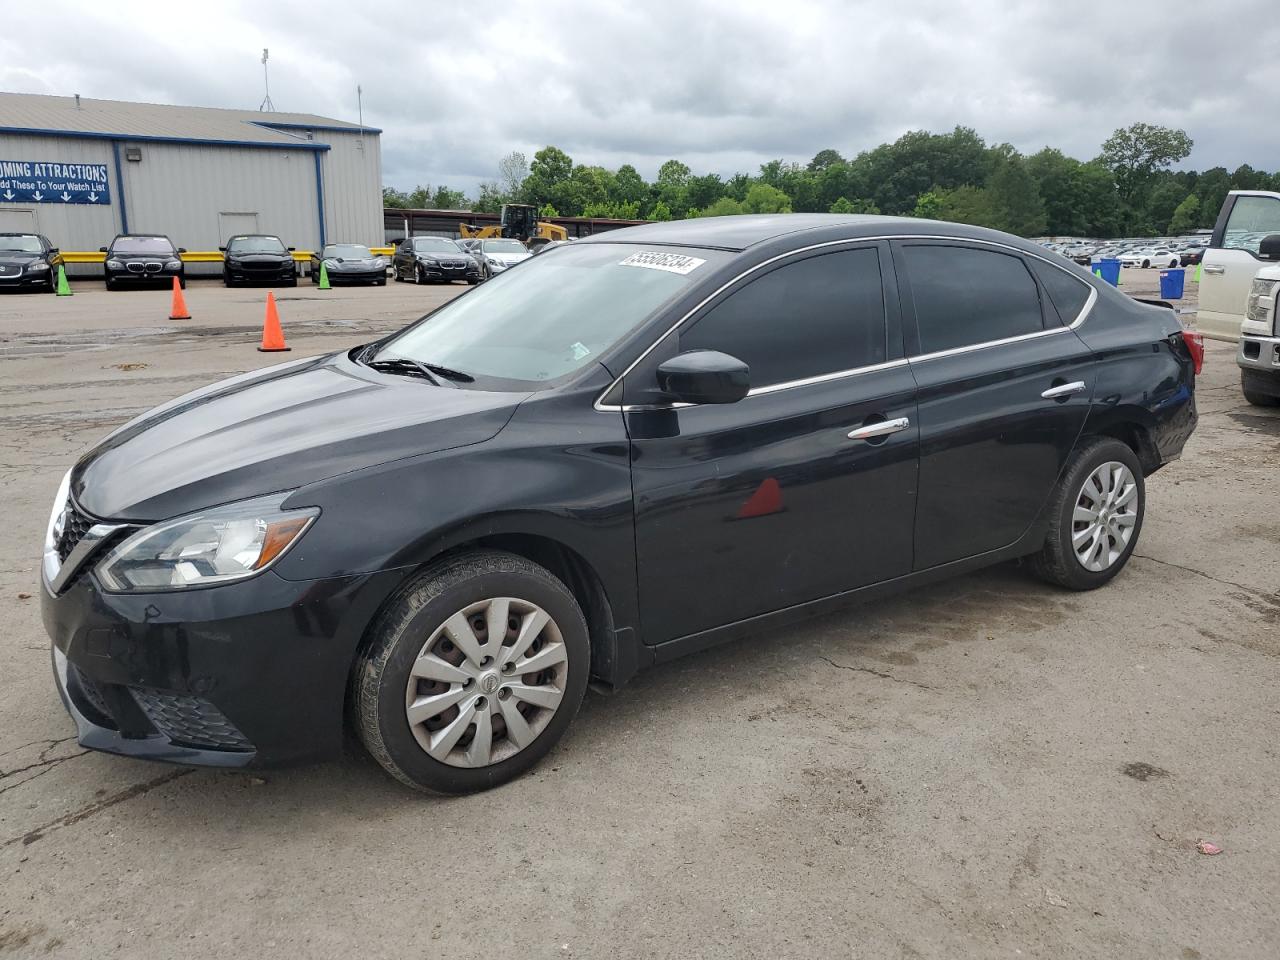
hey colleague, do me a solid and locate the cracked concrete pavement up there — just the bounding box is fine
[1,275,1277,959]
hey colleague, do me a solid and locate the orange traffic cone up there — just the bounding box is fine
[168,276,190,320]
[257,292,290,352]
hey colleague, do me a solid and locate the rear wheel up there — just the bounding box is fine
[1029,438,1144,591]
[1142,259,1151,269]
[354,551,589,794]
[1241,370,1280,407]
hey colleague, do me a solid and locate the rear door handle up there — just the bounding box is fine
[847,416,910,441]
[1041,380,1086,399]
[1202,264,1225,275]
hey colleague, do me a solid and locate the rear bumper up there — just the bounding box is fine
[42,564,407,767]
[1239,334,1280,377]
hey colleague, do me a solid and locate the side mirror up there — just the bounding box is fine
[218,245,226,252]
[99,246,108,252]
[48,247,59,255]
[287,246,296,252]
[657,350,750,405]
[177,247,187,254]
[1259,234,1280,261]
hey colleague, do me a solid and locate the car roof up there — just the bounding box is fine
[228,234,283,240]
[575,213,1049,253]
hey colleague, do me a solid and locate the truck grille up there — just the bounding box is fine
[130,688,253,752]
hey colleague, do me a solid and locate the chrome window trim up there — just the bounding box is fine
[593,234,1097,412]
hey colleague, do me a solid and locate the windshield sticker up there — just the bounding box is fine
[619,251,707,275]
[570,342,591,360]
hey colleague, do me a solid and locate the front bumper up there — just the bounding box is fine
[42,563,407,767]
[106,270,183,285]
[226,266,295,283]
[0,270,53,289]
[419,263,480,282]
[1238,334,1280,376]
[326,269,385,284]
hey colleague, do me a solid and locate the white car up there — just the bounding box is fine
[1119,248,1180,269]
[477,238,532,279]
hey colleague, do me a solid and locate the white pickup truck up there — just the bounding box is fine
[1198,189,1280,405]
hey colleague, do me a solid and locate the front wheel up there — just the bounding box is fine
[354,551,589,794]
[1028,438,1144,591]
[1242,370,1280,407]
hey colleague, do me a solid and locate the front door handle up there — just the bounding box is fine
[1041,380,1086,400]
[847,416,910,441]
[1202,264,1225,275]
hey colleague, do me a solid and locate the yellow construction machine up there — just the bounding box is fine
[459,204,568,248]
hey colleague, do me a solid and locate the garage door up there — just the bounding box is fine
[0,209,37,233]
[218,212,259,245]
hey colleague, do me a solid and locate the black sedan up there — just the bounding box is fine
[0,232,62,292]
[221,234,297,286]
[41,215,1199,795]
[309,243,388,285]
[101,235,186,290]
[392,235,481,284]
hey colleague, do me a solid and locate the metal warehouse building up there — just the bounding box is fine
[0,92,382,271]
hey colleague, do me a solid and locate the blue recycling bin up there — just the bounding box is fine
[1159,268,1186,299]
[1091,258,1121,286]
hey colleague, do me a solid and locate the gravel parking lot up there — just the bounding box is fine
[1,271,1277,959]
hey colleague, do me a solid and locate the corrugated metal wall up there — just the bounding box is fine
[320,129,383,246]
[119,141,320,250]
[0,134,120,247]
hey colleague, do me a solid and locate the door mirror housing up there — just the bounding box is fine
[177,247,187,254]
[99,246,108,253]
[48,247,59,255]
[1259,234,1280,261]
[287,246,296,252]
[218,245,226,252]
[657,350,750,405]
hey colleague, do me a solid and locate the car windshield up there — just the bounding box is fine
[227,236,286,253]
[482,240,527,254]
[413,238,457,253]
[325,244,372,259]
[0,235,42,253]
[374,243,727,384]
[112,237,173,254]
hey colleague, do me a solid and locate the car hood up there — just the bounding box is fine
[487,254,529,264]
[228,252,290,262]
[109,252,176,262]
[328,258,379,269]
[0,251,43,265]
[72,351,528,522]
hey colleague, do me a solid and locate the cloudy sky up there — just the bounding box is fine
[3,1,1278,195]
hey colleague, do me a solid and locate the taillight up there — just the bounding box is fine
[1181,330,1204,376]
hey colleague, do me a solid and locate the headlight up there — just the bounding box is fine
[487,258,502,267]
[165,258,182,269]
[419,257,438,266]
[96,492,318,592]
[106,259,124,269]
[373,257,387,267]
[323,258,338,267]
[1246,278,1277,324]
[27,262,50,273]
[44,468,73,555]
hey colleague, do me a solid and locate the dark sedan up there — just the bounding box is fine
[392,235,481,284]
[309,243,387,285]
[41,215,1199,795]
[221,234,297,286]
[0,232,62,292]
[1180,247,1205,267]
[101,235,186,290]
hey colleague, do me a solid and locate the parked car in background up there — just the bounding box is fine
[454,238,481,257]
[393,236,481,285]
[1119,248,1179,269]
[42,214,1199,794]
[476,237,532,278]
[1179,247,1205,267]
[220,234,297,286]
[310,243,388,285]
[101,235,185,290]
[0,232,62,293]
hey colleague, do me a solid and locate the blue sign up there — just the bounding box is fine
[0,160,110,205]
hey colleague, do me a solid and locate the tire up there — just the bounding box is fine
[179,278,187,289]
[376,278,386,286]
[354,550,590,794]
[287,276,298,287]
[415,264,427,285]
[467,279,479,286]
[1241,370,1280,407]
[105,277,117,291]
[1141,260,1150,269]
[393,264,404,282]
[1028,437,1145,591]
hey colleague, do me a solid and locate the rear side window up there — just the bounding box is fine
[1031,260,1092,325]
[679,248,886,388]
[1221,195,1280,255]
[901,245,1044,354]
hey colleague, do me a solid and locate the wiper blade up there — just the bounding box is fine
[366,356,441,385]
[417,361,474,383]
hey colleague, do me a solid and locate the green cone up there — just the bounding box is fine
[318,261,331,290]
[1194,262,1202,283]
[55,264,72,296]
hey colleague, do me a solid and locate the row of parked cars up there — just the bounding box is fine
[1043,237,1210,269]
[0,230,560,294]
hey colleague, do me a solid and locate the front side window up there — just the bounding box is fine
[374,243,728,385]
[901,245,1044,354]
[1221,195,1280,255]
[679,248,887,388]
[111,236,174,255]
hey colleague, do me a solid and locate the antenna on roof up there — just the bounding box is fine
[74,93,81,109]
[356,84,364,151]
[258,48,275,112]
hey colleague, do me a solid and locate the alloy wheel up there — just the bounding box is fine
[404,597,568,768]
[1071,461,1138,572]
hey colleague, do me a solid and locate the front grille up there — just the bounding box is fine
[243,260,283,271]
[69,663,116,724]
[55,498,94,563]
[129,688,253,752]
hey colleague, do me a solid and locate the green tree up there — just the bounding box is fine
[538,202,559,218]
[431,186,469,210]
[610,164,647,206]
[1099,122,1193,225]
[1168,195,1201,235]
[472,181,504,214]
[1193,167,1231,229]
[686,173,725,211]
[987,155,1046,235]
[648,200,673,221]
[699,196,745,217]
[912,190,945,219]
[656,159,692,187]
[829,196,880,214]
[1144,177,1187,234]
[808,148,846,172]
[742,183,792,214]
[498,151,528,196]
[521,146,576,211]
[382,186,411,208]
[936,185,999,227]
